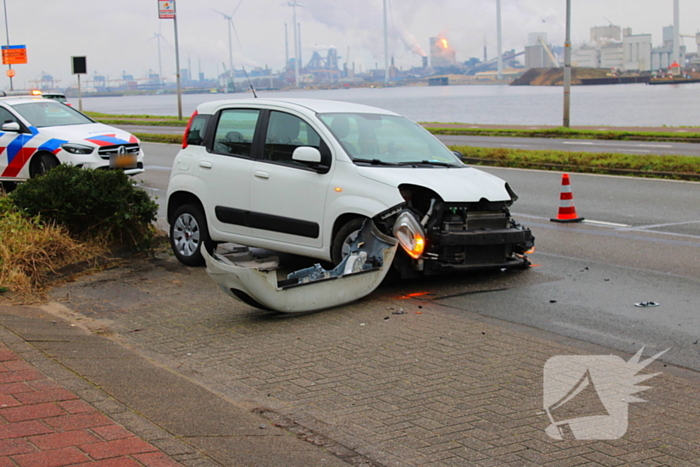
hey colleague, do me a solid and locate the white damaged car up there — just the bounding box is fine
[166,98,534,311]
[0,94,144,181]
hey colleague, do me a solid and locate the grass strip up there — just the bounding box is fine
[450,146,700,181]
[84,111,184,120]
[430,126,700,143]
[134,133,183,144]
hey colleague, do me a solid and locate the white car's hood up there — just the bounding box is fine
[40,123,139,146]
[356,166,512,202]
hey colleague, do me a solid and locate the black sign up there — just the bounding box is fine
[72,56,87,75]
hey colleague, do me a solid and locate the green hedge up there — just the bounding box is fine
[10,165,158,247]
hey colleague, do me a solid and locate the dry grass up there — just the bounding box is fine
[0,194,104,301]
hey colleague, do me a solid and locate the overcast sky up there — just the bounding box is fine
[3,0,698,89]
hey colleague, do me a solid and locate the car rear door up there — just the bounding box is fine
[198,108,261,239]
[249,110,333,248]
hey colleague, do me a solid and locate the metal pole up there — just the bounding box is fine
[77,74,82,112]
[3,0,12,90]
[383,0,389,84]
[563,0,572,128]
[173,1,182,119]
[496,0,502,80]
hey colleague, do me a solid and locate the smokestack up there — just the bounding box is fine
[285,24,289,67]
[496,0,503,79]
[673,0,680,65]
[298,23,302,70]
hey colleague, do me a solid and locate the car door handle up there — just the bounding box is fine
[199,161,212,169]
[254,171,270,179]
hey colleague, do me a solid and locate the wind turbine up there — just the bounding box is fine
[212,0,244,92]
[149,24,172,87]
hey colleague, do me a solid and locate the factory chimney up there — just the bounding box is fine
[673,0,680,66]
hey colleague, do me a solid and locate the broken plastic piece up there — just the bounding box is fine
[635,301,660,308]
[203,221,397,313]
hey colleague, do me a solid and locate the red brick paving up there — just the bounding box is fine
[0,344,182,466]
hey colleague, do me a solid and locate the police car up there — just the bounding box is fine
[0,91,144,181]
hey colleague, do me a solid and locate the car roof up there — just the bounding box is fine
[195,97,400,117]
[0,96,47,105]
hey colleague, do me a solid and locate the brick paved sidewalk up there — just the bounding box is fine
[0,343,181,467]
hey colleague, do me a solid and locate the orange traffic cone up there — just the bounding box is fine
[551,173,584,223]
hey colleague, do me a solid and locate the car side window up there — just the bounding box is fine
[264,111,323,167]
[0,107,18,127]
[213,109,260,157]
[186,115,209,146]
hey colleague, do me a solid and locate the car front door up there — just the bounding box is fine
[249,110,333,249]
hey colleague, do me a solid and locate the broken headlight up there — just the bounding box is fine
[392,211,426,259]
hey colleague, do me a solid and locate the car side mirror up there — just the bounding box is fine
[1,121,20,132]
[292,146,322,164]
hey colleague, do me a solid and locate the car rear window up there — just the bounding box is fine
[213,109,260,157]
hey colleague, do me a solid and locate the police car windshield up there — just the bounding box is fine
[12,100,94,128]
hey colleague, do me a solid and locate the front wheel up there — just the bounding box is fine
[29,153,59,178]
[170,204,212,266]
[331,217,366,265]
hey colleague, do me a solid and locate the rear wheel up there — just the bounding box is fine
[331,217,366,265]
[29,153,59,178]
[170,204,212,266]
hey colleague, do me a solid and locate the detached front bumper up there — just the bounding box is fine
[203,221,397,313]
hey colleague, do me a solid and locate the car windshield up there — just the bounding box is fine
[12,100,93,128]
[318,112,463,167]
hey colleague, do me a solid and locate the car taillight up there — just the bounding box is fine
[182,110,198,149]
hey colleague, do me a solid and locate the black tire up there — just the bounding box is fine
[29,153,59,178]
[331,217,366,265]
[170,204,212,267]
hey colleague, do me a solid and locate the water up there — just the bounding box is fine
[78,83,700,127]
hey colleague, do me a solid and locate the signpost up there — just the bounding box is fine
[72,56,87,111]
[1,45,26,65]
[158,0,182,118]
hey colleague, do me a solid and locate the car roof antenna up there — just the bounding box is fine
[242,66,257,98]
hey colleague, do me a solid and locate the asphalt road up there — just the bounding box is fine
[136,142,700,371]
[120,124,700,156]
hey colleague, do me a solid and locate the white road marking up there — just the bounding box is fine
[617,220,700,231]
[583,220,630,227]
[563,141,595,145]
